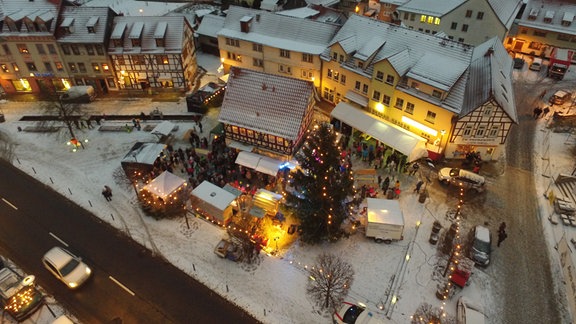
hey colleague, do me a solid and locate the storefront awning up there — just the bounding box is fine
[345,90,369,107]
[235,151,283,177]
[331,102,427,162]
[228,140,254,152]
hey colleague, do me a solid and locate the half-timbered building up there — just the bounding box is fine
[448,37,518,160]
[108,16,197,91]
[218,67,316,158]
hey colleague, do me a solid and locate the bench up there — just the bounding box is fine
[23,126,60,132]
[98,125,134,132]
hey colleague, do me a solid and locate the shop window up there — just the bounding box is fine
[26,62,38,72]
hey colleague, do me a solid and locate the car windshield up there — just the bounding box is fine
[473,239,490,253]
[342,305,365,324]
[59,258,80,276]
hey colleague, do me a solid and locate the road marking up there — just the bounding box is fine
[1,198,18,210]
[109,276,135,296]
[48,232,69,247]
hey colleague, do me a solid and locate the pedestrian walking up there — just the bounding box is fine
[104,185,113,199]
[542,106,550,117]
[198,121,203,133]
[378,175,382,186]
[497,229,508,247]
[409,162,420,176]
[414,179,424,193]
[381,176,390,193]
[499,222,506,233]
[533,107,542,119]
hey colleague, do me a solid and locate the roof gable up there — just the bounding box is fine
[196,14,225,38]
[218,6,339,55]
[218,67,314,139]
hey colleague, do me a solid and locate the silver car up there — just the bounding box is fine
[42,247,92,289]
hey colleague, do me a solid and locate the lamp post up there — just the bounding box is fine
[437,129,446,153]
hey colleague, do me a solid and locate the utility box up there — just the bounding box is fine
[365,198,405,244]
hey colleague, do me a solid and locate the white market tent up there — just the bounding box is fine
[142,171,186,200]
[235,151,284,177]
[151,121,177,138]
[190,181,240,224]
[366,198,404,227]
[331,102,428,162]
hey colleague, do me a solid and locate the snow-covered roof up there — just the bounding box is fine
[58,6,116,44]
[0,0,59,35]
[399,0,522,29]
[398,0,465,17]
[367,198,404,226]
[196,14,225,38]
[192,180,237,212]
[218,6,339,54]
[218,67,314,140]
[122,142,166,165]
[518,0,576,36]
[305,0,340,7]
[108,16,191,55]
[143,171,186,200]
[328,14,474,113]
[260,0,281,12]
[276,7,320,19]
[461,36,517,123]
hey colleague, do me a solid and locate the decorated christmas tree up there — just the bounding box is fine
[285,123,356,243]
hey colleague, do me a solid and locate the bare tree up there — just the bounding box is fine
[37,95,92,148]
[307,252,354,311]
[411,303,456,324]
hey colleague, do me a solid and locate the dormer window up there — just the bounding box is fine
[544,11,554,24]
[562,12,574,26]
[24,19,35,32]
[86,16,99,33]
[528,8,539,21]
[129,22,144,47]
[110,21,127,48]
[154,21,167,47]
[60,17,74,34]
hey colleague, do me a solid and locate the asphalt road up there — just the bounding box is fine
[0,159,258,324]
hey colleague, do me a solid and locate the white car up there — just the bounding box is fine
[42,247,92,289]
[333,302,385,324]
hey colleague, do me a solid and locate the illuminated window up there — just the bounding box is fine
[102,63,109,71]
[1,64,9,73]
[425,111,436,124]
[427,16,434,24]
[434,18,440,25]
[17,44,29,54]
[26,62,37,71]
[55,62,64,71]
[12,63,19,71]
[327,69,333,78]
[68,63,77,72]
[92,63,100,72]
[157,55,169,65]
[420,15,427,22]
[132,55,145,65]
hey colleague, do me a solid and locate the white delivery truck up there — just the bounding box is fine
[60,85,96,103]
[365,198,404,243]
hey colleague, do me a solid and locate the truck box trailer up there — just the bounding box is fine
[365,198,405,243]
[548,48,573,80]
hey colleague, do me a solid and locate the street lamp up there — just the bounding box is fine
[437,129,446,153]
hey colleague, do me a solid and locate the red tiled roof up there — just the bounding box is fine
[218,67,314,140]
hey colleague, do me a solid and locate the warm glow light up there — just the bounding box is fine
[375,102,384,112]
[401,116,438,136]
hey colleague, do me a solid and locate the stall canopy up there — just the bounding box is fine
[191,180,240,223]
[367,198,404,227]
[151,121,177,137]
[331,102,428,162]
[234,151,283,177]
[142,171,186,200]
[121,142,166,178]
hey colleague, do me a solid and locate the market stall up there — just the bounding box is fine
[190,181,240,226]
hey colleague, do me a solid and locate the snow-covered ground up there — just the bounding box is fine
[0,51,573,324]
[1,0,576,322]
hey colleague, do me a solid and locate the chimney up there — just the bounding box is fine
[240,16,253,33]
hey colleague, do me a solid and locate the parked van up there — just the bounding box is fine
[529,57,543,71]
[438,168,485,192]
[60,86,96,103]
[549,90,571,105]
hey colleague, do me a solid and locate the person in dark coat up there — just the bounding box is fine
[381,176,390,194]
[497,229,508,247]
[414,180,424,193]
